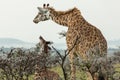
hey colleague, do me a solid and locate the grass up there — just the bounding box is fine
[28,75,34,80]
[51,66,92,80]
[50,66,64,79]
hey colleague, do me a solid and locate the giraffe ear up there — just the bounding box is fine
[37,7,43,12]
[39,36,42,39]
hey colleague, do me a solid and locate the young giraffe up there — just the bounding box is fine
[34,36,61,80]
[33,4,107,80]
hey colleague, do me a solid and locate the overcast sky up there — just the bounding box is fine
[0,0,120,44]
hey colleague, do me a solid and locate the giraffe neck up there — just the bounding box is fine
[48,7,85,27]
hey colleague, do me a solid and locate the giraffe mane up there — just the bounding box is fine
[49,7,81,16]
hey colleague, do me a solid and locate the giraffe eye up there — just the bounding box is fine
[38,12,42,14]
[44,10,48,13]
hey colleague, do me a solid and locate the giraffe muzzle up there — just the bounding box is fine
[33,19,39,24]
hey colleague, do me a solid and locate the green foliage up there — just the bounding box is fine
[114,63,120,68]
[113,63,120,79]
[76,69,87,80]
[0,45,120,80]
[51,66,64,79]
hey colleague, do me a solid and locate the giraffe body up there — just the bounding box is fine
[33,4,107,80]
[34,65,61,80]
[66,19,107,59]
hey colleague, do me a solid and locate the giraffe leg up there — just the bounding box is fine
[69,53,76,80]
[102,55,108,80]
[96,55,108,80]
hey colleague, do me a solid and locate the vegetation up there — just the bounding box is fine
[107,51,120,80]
[0,37,120,80]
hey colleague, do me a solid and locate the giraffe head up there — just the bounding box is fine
[33,4,51,24]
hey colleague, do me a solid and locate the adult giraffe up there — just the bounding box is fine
[33,4,107,80]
